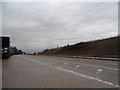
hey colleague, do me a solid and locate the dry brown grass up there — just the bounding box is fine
[40,36,119,56]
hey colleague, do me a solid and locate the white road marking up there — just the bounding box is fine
[49,65,119,88]
[64,63,67,65]
[27,55,119,71]
[28,59,119,88]
[95,69,103,79]
[76,65,80,68]
[98,69,103,72]
[63,57,118,66]
[64,60,118,71]
[25,56,118,72]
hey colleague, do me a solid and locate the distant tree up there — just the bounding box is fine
[18,50,23,54]
[67,44,69,46]
[33,52,37,55]
[44,48,49,51]
[13,47,19,54]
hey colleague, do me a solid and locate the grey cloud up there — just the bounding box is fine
[0,3,2,35]
[2,2,118,53]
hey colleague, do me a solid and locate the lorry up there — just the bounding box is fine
[0,36,10,59]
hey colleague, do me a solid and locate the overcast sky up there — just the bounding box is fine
[1,2,118,53]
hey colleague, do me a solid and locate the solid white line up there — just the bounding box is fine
[29,59,119,88]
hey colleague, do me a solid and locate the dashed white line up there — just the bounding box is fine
[49,65,119,88]
[29,59,119,88]
[64,63,67,65]
[95,69,103,79]
[64,60,118,71]
[76,65,80,68]
[28,55,118,71]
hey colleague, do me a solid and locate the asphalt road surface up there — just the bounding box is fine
[2,55,119,88]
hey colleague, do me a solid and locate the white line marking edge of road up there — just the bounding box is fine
[30,59,119,88]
